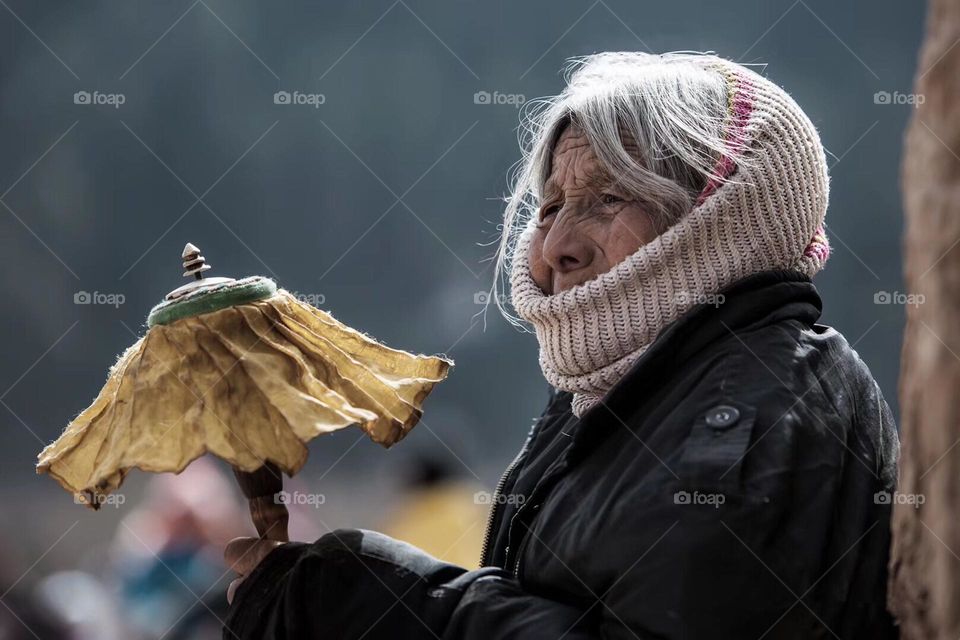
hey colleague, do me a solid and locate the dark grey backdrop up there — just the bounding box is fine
[0,0,924,573]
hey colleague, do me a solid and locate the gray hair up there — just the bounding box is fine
[490,51,754,326]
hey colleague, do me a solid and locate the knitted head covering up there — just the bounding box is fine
[510,59,831,417]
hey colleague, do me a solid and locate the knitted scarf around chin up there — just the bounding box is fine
[510,61,832,418]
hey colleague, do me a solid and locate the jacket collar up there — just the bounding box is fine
[558,269,823,438]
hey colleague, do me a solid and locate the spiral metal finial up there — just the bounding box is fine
[164,242,234,301]
[181,243,212,280]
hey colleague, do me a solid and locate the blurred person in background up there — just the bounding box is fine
[35,570,128,640]
[223,52,899,639]
[110,458,244,640]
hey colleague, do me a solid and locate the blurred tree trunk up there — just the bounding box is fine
[888,0,960,637]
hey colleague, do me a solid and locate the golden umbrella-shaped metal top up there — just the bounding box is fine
[37,244,452,540]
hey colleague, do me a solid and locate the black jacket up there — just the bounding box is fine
[225,270,900,639]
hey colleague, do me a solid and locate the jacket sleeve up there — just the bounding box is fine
[224,528,595,640]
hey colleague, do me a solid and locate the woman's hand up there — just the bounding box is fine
[224,536,285,604]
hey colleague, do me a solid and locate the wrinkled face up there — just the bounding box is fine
[529,124,659,295]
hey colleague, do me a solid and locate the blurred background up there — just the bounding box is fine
[0,1,925,637]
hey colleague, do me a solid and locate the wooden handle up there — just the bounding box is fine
[232,462,289,542]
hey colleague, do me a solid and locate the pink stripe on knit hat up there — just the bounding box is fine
[696,68,830,266]
[803,224,831,263]
[695,69,754,207]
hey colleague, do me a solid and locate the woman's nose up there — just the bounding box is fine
[541,216,592,274]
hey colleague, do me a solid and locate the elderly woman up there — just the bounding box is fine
[224,52,899,639]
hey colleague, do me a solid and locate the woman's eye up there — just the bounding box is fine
[600,193,622,205]
[539,204,560,220]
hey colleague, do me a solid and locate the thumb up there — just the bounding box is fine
[227,577,244,605]
[225,536,283,577]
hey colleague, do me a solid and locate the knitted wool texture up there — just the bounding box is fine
[510,61,831,417]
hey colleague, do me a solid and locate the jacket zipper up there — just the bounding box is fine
[478,449,525,567]
[512,518,534,577]
[479,392,570,568]
[507,450,571,578]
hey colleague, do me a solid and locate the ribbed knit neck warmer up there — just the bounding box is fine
[510,62,831,417]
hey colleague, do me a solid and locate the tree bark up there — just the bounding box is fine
[889,0,960,637]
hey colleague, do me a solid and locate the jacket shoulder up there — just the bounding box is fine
[706,319,898,487]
